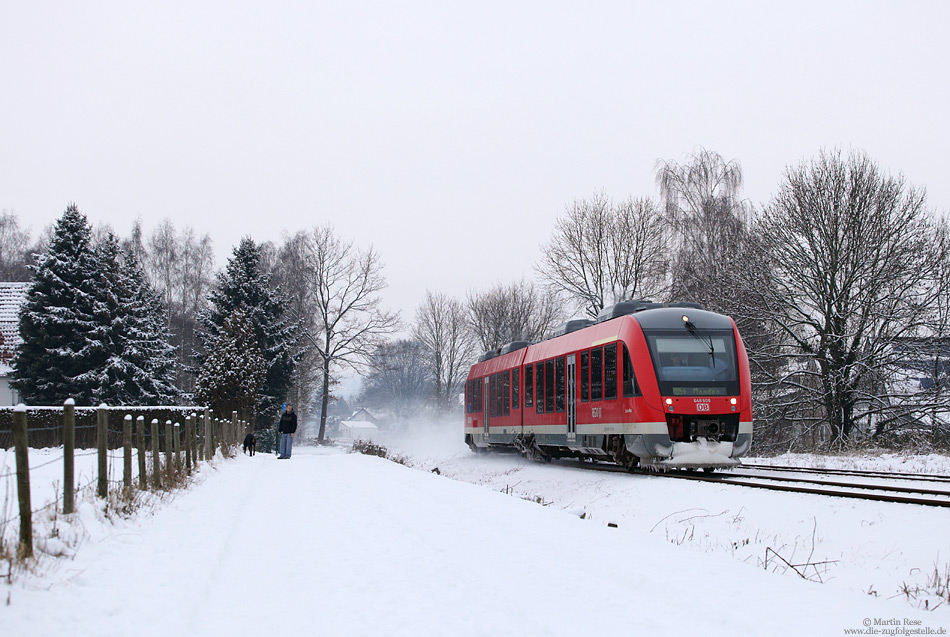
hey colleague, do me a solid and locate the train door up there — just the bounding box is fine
[566,354,577,442]
[483,376,490,437]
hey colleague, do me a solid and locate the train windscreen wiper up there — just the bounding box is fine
[682,315,715,364]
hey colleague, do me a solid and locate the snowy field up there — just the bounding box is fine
[387,428,950,612]
[1,433,948,636]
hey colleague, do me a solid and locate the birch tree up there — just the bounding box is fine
[0,210,31,281]
[656,148,750,315]
[271,230,323,422]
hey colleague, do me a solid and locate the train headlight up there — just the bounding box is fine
[730,398,737,405]
[665,398,673,412]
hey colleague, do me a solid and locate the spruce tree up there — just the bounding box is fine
[196,237,299,428]
[12,204,107,405]
[118,248,180,404]
[194,309,267,422]
[94,233,179,405]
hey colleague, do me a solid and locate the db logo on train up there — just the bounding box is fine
[695,401,711,412]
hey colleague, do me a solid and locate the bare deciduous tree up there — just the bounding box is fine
[656,148,750,314]
[609,197,669,301]
[412,291,477,412]
[358,339,433,418]
[304,225,399,441]
[757,149,946,445]
[141,218,215,394]
[147,219,179,325]
[467,280,562,353]
[270,231,323,424]
[537,193,669,318]
[0,210,32,281]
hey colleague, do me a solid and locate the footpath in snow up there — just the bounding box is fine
[2,446,941,636]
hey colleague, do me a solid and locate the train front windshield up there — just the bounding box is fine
[643,330,740,397]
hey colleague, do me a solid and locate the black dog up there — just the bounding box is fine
[242,433,257,456]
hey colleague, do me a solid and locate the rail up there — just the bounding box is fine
[546,458,950,508]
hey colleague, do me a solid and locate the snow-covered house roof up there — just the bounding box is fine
[0,282,29,368]
[348,407,377,423]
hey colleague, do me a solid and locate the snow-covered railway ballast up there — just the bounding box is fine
[463,302,753,471]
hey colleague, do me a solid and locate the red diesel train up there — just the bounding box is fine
[463,301,753,470]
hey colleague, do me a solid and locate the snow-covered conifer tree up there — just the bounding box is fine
[196,237,299,428]
[118,247,180,404]
[194,309,267,422]
[12,204,107,405]
[94,233,180,405]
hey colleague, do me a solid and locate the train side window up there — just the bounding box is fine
[555,356,565,413]
[591,347,603,401]
[545,359,555,413]
[489,374,496,418]
[604,344,617,401]
[466,380,472,413]
[524,365,533,408]
[477,378,483,413]
[497,373,505,417]
[535,362,544,414]
[513,368,520,409]
[622,344,640,397]
[503,370,510,416]
[580,350,589,403]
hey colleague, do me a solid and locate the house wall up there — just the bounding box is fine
[0,374,20,406]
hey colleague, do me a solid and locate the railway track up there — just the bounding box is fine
[739,462,950,484]
[549,458,950,508]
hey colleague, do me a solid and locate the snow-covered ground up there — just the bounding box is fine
[387,427,950,612]
[1,433,948,636]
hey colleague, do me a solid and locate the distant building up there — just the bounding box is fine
[0,282,29,405]
[338,408,379,441]
[338,419,379,442]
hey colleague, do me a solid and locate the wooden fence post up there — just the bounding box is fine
[173,422,181,472]
[122,415,132,489]
[97,404,108,498]
[212,414,218,455]
[192,412,199,466]
[63,398,75,515]
[232,411,238,448]
[199,412,206,462]
[204,409,212,459]
[136,416,146,489]
[184,415,194,474]
[164,421,173,481]
[13,405,32,558]
[151,418,161,489]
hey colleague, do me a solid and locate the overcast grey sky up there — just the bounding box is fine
[2,1,948,318]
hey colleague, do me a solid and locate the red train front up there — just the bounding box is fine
[463,302,753,470]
